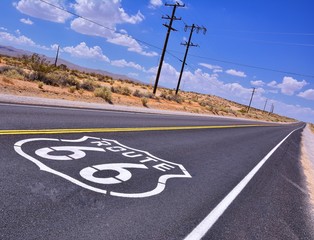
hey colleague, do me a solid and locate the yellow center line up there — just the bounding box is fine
[0,124,274,135]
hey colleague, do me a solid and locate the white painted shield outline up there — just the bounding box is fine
[14,136,191,198]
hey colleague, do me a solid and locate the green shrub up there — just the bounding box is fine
[94,87,112,103]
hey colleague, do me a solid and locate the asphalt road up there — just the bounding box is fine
[0,103,312,240]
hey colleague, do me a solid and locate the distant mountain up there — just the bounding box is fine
[0,45,144,84]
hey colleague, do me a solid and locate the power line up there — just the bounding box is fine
[208,34,314,48]
[211,29,314,36]
[38,0,162,52]
[187,54,314,78]
[37,0,314,79]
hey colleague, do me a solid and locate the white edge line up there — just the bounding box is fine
[184,124,305,240]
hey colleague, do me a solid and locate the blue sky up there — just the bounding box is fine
[0,0,313,122]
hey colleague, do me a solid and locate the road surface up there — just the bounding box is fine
[0,102,312,239]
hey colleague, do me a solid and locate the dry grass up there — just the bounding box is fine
[310,124,314,134]
[0,55,297,123]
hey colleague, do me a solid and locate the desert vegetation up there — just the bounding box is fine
[0,54,296,123]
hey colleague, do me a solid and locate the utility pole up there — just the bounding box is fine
[54,45,60,67]
[269,103,275,115]
[268,103,275,115]
[175,24,206,95]
[247,87,256,113]
[153,2,184,95]
[263,98,268,113]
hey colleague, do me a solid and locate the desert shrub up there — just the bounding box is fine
[111,86,131,96]
[238,108,247,114]
[27,71,80,88]
[37,81,44,89]
[4,69,24,80]
[60,75,79,88]
[0,66,25,79]
[96,75,106,82]
[205,105,213,112]
[0,66,11,73]
[199,100,212,107]
[68,86,76,93]
[29,54,54,73]
[141,97,148,107]
[121,86,132,96]
[80,80,94,91]
[159,91,168,99]
[133,89,143,98]
[160,92,183,104]
[111,85,122,94]
[94,87,112,103]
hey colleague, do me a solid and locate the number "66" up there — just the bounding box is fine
[35,146,148,185]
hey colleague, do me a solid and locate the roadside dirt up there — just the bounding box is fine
[301,125,314,213]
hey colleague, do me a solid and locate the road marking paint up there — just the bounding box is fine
[184,125,305,240]
[14,136,191,198]
[0,124,271,135]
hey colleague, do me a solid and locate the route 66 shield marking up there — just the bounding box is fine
[14,136,191,198]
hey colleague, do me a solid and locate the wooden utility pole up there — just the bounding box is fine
[175,24,206,95]
[247,87,256,113]
[153,2,184,95]
[54,45,60,67]
[263,99,268,113]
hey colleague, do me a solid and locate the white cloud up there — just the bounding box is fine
[199,63,222,72]
[251,80,265,87]
[15,0,71,23]
[50,44,60,51]
[149,0,163,9]
[277,76,308,96]
[111,59,145,71]
[225,69,247,78]
[268,90,279,94]
[272,101,314,122]
[267,81,277,88]
[0,27,8,31]
[20,18,33,25]
[108,33,158,57]
[69,0,158,57]
[298,89,314,100]
[63,42,110,62]
[0,30,49,50]
[148,62,179,87]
